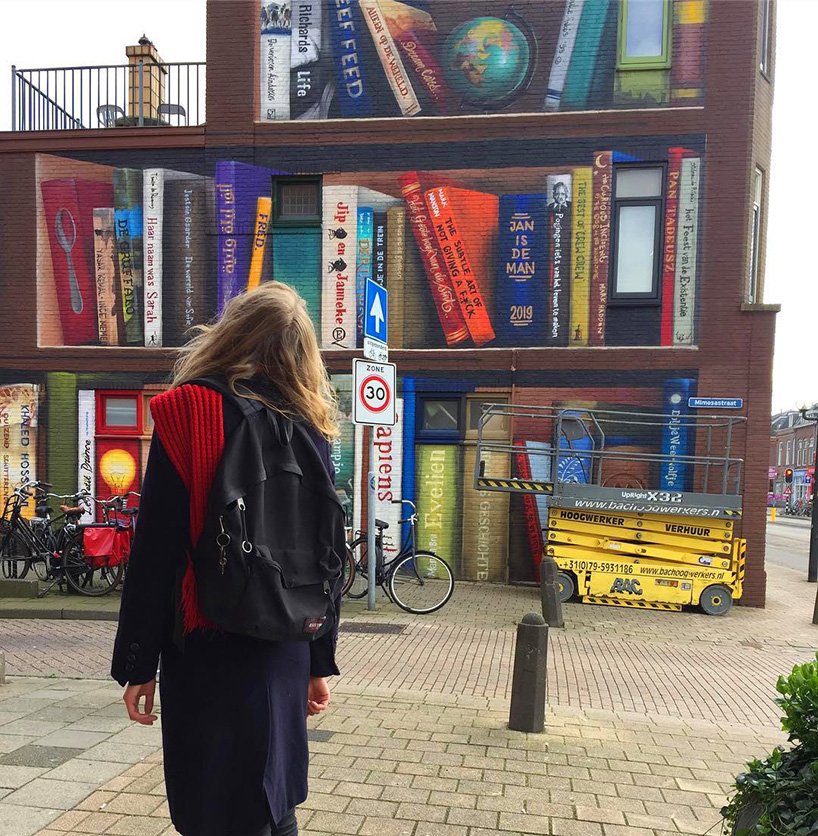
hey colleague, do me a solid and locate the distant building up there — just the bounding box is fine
[769,409,817,507]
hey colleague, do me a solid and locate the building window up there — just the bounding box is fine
[760,0,772,75]
[798,440,803,466]
[417,396,462,441]
[96,392,143,436]
[617,0,672,70]
[786,440,792,465]
[273,178,321,224]
[778,442,783,466]
[611,166,664,301]
[465,396,510,440]
[748,169,763,303]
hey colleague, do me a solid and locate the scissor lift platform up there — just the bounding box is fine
[474,404,746,615]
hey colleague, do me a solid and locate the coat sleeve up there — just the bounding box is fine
[111,435,190,686]
[309,436,342,678]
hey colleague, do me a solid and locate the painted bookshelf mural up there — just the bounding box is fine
[35,147,703,349]
[0,369,697,583]
[260,0,706,122]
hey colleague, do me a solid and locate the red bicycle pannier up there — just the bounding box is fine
[82,525,129,569]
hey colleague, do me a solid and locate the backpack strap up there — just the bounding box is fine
[192,377,264,418]
[191,377,293,446]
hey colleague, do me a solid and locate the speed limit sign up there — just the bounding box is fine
[353,358,396,426]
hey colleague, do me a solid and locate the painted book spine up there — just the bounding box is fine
[561,0,609,110]
[513,440,544,577]
[462,447,509,582]
[247,196,273,292]
[164,178,213,347]
[373,211,388,287]
[495,194,548,347]
[545,0,585,111]
[673,157,701,346]
[290,0,324,119]
[385,207,405,348]
[570,167,592,346]
[373,400,403,560]
[400,376,416,542]
[272,228,321,331]
[415,444,461,577]
[546,174,573,346]
[77,390,96,524]
[92,208,120,347]
[589,151,612,346]
[393,29,451,115]
[359,0,421,117]
[327,0,372,117]
[113,169,144,346]
[215,162,239,313]
[356,207,374,344]
[398,172,469,347]
[661,148,684,346]
[321,185,358,348]
[143,169,164,347]
[40,180,98,346]
[260,1,292,121]
[671,0,705,102]
[424,185,494,346]
[660,378,694,492]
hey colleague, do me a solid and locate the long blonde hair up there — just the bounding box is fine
[172,282,339,438]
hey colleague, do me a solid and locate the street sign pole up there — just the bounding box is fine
[799,408,818,585]
[367,429,377,611]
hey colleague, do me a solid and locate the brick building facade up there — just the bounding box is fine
[769,410,816,507]
[0,0,778,604]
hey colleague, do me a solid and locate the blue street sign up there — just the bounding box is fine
[688,397,744,410]
[364,279,388,344]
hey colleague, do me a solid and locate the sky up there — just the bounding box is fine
[0,0,811,413]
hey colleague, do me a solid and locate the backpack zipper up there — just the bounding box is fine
[237,497,253,554]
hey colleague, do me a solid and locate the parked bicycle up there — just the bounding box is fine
[344,499,454,614]
[0,481,138,597]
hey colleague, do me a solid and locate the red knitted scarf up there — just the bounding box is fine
[150,384,225,634]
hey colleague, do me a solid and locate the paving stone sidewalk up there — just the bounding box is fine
[0,677,788,836]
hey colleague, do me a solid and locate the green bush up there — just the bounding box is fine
[721,652,818,835]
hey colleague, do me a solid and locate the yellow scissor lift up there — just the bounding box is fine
[474,404,747,616]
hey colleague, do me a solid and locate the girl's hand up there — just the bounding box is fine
[123,679,158,725]
[307,677,330,718]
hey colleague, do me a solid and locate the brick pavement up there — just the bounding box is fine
[2,562,816,726]
[0,678,789,836]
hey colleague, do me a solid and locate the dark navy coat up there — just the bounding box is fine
[111,393,340,836]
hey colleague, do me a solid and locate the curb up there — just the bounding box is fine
[0,608,119,621]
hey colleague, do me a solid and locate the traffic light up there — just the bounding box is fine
[785,468,794,484]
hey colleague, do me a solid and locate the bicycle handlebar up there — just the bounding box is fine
[391,499,416,511]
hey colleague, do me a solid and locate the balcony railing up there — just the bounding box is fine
[11,61,205,131]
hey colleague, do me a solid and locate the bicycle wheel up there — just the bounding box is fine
[0,529,31,579]
[341,544,357,596]
[62,536,124,596]
[388,550,454,614]
[345,536,370,599]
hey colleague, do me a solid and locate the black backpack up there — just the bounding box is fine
[190,378,345,643]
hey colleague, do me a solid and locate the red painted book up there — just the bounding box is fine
[514,440,544,579]
[398,171,469,347]
[424,185,496,347]
[660,147,684,345]
[41,178,112,346]
[589,151,613,346]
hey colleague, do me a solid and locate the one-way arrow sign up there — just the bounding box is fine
[364,279,388,345]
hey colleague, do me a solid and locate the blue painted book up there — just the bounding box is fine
[215,161,275,313]
[356,207,374,345]
[327,0,372,118]
[660,378,695,492]
[495,194,549,347]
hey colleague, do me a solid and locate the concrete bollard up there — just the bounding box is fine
[539,553,565,628]
[508,612,549,733]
